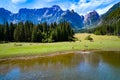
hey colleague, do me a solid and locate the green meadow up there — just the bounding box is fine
[0,33,120,58]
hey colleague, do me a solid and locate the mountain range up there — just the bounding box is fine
[0,5,99,29]
[0,1,119,30]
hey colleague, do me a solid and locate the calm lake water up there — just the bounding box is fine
[0,51,120,80]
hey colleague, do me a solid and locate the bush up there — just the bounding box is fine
[118,36,120,38]
[14,43,23,46]
[0,41,9,44]
[47,38,54,43]
[94,30,101,35]
[85,35,93,41]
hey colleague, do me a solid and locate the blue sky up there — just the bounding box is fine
[0,0,120,15]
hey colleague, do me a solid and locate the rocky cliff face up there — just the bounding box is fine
[84,10,100,27]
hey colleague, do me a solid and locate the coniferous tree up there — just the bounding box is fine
[31,26,37,42]
[9,22,15,41]
[0,25,4,41]
[1,21,74,42]
[4,22,9,41]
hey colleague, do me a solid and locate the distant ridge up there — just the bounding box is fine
[0,5,84,29]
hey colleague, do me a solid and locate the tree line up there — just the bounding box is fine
[83,22,120,36]
[0,21,74,42]
[93,22,120,36]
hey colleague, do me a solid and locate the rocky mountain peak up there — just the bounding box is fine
[52,5,60,8]
[84,10,100,27]
[51,5,61,11]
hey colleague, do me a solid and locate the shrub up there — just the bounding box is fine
[0,41,9,44]
[14,43,22,46]
[85,35,93,41]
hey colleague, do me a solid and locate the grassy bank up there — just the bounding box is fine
[0,33,120,58]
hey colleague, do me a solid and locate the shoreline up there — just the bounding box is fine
[0,51,73,62]
[0,50,97,62]
[0,49,120,62]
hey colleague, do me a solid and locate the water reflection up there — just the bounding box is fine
[0,51,120,80]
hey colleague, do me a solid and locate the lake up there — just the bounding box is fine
[0,51,120,80]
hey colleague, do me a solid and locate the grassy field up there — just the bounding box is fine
[0,33,120,58]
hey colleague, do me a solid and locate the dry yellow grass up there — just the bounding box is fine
[75,33,120,41]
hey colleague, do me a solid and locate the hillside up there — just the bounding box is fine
[102,2,120,25]
[103,8,120,24]
[93,2,120,35]
[102,2,120,18]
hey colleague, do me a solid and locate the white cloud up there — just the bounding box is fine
[45,0,54,2]
[0,0,120,15]
[70,0,118,15]
[11,0,27,4]
[25,0,120,15]
[96,4,114,15]
[79,0,87,3]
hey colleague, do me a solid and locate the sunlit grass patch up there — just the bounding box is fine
[0,33,120,58]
